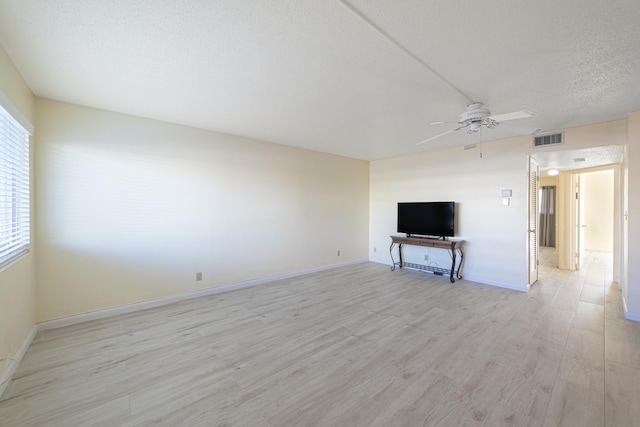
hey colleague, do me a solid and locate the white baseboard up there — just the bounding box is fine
[38,259,368,331]
[0,325,37,398]
[456,275,529,292]
[623,296,640,322]
[369,258,529,292]
[368,257,393,266]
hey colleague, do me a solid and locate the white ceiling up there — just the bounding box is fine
[1,0,639,162]
[533,145,625,174]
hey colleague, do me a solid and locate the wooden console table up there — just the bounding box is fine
[389,235,464,283]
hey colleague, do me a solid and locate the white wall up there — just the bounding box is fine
[370,138,531,290]
[0,45,36,390]
[35,99,370,321]
[369,121,627,291]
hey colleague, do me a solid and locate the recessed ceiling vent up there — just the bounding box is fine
[533,132,564,148]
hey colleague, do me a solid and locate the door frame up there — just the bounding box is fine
[527,156,540,287]
[556,165,619,271]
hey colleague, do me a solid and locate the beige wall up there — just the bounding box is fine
[35,99,370,321]
[583,171,614,252]
[540,176,558,187]
[0,46,37,383]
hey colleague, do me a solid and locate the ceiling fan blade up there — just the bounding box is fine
[497,123,543,135]
[489,110,536,122]
[430,120,459,125]
[416,127,463,145]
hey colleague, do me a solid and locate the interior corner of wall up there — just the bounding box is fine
[0,325,37,398]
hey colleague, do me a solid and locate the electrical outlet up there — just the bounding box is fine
[196,272,202,281]
[374,247,377,253]
[337,250,340,256]
[424,254,429,261]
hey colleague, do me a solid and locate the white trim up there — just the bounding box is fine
[461,275,529,292]
[38,259,368,331]
[0,325,37,398]
[369,257,393,266]
[368,258,529,292]
[623,296,640,322]
[0,90,34,134]
[0,250,30,273]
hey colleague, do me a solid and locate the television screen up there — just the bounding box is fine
[397,202,455,238]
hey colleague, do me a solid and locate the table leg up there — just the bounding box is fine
[449,250,456,283]
[389,242,404,271]
[456,248,464,279]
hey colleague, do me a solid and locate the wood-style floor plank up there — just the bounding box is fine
[1,249,640,426]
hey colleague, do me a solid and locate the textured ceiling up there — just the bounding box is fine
[533,145,625,174]
[1,0,639,161]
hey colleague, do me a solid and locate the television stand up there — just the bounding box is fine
[389,235,464,283]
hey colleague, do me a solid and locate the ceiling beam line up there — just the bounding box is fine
[336,0,473,104]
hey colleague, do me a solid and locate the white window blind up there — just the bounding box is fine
[0,103,31,269]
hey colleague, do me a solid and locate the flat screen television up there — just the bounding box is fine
[397,201,455,239]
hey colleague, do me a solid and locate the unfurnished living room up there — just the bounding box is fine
[1,1,640,426]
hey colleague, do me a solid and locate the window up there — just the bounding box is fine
[0,101,32,269]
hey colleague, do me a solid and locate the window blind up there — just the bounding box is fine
[0,103,31,269]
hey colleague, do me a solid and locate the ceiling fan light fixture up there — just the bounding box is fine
[484,118,499,129]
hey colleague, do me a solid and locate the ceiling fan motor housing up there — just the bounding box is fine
[459,102,491,125]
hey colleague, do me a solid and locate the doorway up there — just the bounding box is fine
[538,167,615,275]
[539,185,557,248]
[530,145,623,287]
[581,170,615,252]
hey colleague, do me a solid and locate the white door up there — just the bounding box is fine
[528,157,540,286]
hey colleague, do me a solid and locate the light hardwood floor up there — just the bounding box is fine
[1,248,639,426]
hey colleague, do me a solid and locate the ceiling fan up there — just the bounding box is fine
[417,102,542,147]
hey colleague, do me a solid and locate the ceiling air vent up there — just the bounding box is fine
[533,132,564,148]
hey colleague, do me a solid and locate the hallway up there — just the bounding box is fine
[534,246,639,425]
